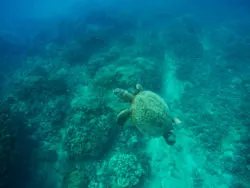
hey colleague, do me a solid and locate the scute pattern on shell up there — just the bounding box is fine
[131,91,174,137]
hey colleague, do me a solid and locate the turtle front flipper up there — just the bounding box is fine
[117,109,130,126]
[113,88,134,102]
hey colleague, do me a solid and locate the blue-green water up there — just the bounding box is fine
[0,1,249,188]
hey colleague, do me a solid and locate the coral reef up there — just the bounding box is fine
[0,3,250,188]
[63,113,116,159]
[108,153,146,188]
[61,167,88,188]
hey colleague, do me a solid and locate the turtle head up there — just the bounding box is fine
[113,88,134,102]
[133,84,143,95]
[136,84,143,91]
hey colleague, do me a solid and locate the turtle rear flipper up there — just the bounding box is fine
[163,131,176,145]
[117,109,130,126]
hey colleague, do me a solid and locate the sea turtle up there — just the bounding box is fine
[113,84,181,145]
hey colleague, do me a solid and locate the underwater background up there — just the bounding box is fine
[0,0,250,187]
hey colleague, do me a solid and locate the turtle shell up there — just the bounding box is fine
[131,90,173,137]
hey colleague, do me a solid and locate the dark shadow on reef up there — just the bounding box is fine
[0,98,40,188]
